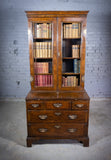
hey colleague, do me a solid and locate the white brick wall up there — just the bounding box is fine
[0,0,111,98]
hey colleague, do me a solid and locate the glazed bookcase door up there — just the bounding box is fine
[28,18,57,90]
[58,17,87,91]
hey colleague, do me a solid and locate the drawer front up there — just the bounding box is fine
[72,100,89,110]
[27,101,44,110]
[27,100,71,110]
[27,110,88,123]
[28,123,85,137]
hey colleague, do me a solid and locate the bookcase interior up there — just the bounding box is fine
[32,22,53,87]
[31,21,82,88]
[62,22,81,87]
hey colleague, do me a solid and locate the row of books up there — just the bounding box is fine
[34,62,52,73]
[33,42,52,58]
[35,75,53,87]
[34,62,48,73]
[33,23,52,38]
[62,76,79,87]
[73,59,80,73]
[72,45,80,58]
[63,23,81,38]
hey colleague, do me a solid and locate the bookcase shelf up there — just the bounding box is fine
[63,38,81,40]
[63,57,80,60]
[33,38,52,40]
[34,58,52,60]
[34,73,52,75]
[62,73,80,75]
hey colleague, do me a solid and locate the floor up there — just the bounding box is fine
[0,99,111,160]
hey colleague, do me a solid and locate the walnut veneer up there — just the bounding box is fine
[25,11,90,147]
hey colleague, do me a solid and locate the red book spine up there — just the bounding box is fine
[36,63,39,73]
[34,75,36,86]
[38,63,42,73]
[36,62,38,73]
[45,75,48,86]
[51,75,52,86]
[39,75,42,86]
[43,75,45,86]
[47,75,49,86]
[36,75,39,86]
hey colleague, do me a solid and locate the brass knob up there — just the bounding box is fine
[54,125,61,129]
[38,128,48,133]
[30,75,33,82]
[68,115,77,120]
[67,128,77,133]
[75,104,84,108]
[54,112,61,116]
[38,115,48,120]
[82,75,85,82]
[32,104,39,108]
[53,103,62,108]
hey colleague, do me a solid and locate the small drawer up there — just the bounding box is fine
[27,110,88,123]
[28,123,85,137]
[27,101,44,110]
[27,100,71,110]
[44,100,71,109]
[72,100,89,110]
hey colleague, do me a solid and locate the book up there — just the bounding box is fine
[49,23,52,38]
[63,24,66,38]
[34,42,52,58]
[78,23,81,37]
[35,75,53,87]
[73,59,78,73]
[77,60,80,73]
[73,59,80,73]
[35,23,52,38]
[72,45,80,58]
[64,23,81,38]
[48,42,52,58]
[62,76,79,87]
[34,62,49,73]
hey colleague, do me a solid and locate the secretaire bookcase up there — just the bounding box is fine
[25,11,90,147]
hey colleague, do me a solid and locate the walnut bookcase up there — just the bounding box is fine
[25,11,90,147]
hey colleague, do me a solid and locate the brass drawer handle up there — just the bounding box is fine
[38,115,48,120]
[53,103,62,108]
[54,125,61,129]
[54,112,61,116]
[68,115,77,120]
[75,104,84,108]
[32,104,39,108]
[68,128,77,133]
[38,128,48,133]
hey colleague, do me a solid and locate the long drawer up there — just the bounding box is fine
[27,100,71,110]
[27,110,88,123]
[28,123,85,137]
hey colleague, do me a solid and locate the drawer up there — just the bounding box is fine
[28,123,85,137]
[27,110,88,123]
[72,100,89,110]
[27,100,71,110]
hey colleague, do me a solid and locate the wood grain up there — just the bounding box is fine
[25,11,90,147]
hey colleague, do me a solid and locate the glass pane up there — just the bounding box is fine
[32,23,52,38]
[32,22,53,87]
[62,23,81,87]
